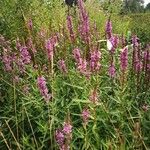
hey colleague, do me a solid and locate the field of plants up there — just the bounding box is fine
[0,0,150,150]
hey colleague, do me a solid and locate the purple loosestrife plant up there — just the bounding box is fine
[73,48,90,77]
[67,15,75,42]
[108,35,119,54]
[16,46,31,73]
[73,48,81,63]
[120,47,128,72]
[37,76,51,102]
[77,58,87,74]
[89,89,98,104]
[132,35,139,48]
[20,46,31,64]
[27,38,36,54]
[45,36,58,60]
[45,38,54,60]
[2,48,13,71]
[55,129,65,149]
[78,0,90,44]
[58,59,68,74]
[90,49,101,72]
[134,52,142,73]
[105,19,112,39]
[108,63,116,78]
[82,108,90,125]
[63,122,72,135]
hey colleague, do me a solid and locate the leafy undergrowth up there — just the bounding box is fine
[0,0,150,150]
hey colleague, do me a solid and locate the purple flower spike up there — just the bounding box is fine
[73,48,81,63]
[67,15,75,42]
[120,47,128,72]
[20,46,31,64]
[2,48,13,71]
[108,63,116,78]
[90,50,101,72]
[105,20,112,39]
[58,59,67,73]
[89,89,98,104]
[132,35,139,48]
[82,108,90,124]
[63,122,72,135]
[55,129,65,146]
[37,76,51,102]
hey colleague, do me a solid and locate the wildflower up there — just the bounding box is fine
[109,35,119,54]
[132,35,139,48]
[45,39,54,60]
[55,129,65,146]
[90,50,101,72]
[2,48,13,71]
[27,38,36,53]
[120,47,128,72]
[121,35,126,48]
[16,38,21,50]
[78,0,90,44]
[89,89,98,104]
[143,50,150,71]
[37,76,51,102]
[77,58,87,74]
[73,48,81,63]
[81,108,90,124]
[105,20,112,39]
[45,36,57,60]
[20,46,31,64]
[63,122,72,135]
[108,63,116,78]
[58,59,67,73]
[134,53,142,72]
[67,15,75,42]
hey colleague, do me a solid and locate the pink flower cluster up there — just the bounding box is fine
[20,46,31,64]
[45,35,58,60]
[105,20,112,39]
[63,122,72,134]
[58,59,68,74]
[2,48,13,71]
[27,38,36,54]
[89,89,98,104]
[55,122,72,150]
[90,50,101,72]
[37,76,51,102]
[78,0,90,44]
[73,48,87,74]
[120,47,128,72]
[132,35,139,48]
[67,15,75,42]
[108,63,116,78]
[109,35,119,54]
[16,45,31,73]
[81,108,90,124]
[55,130,65,147]
[134,55,142,73]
